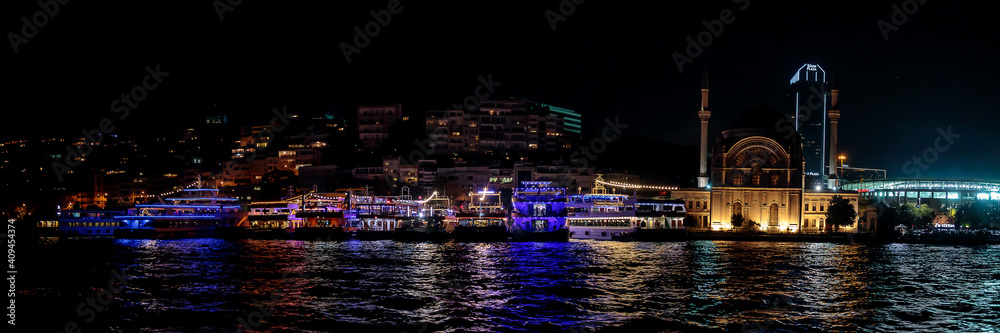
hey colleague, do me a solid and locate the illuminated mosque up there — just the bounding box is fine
[673,65,860,232]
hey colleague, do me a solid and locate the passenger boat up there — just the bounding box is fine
[219,199,295,239]
[453,188,509,242]
[114,187,242,239]
[293,191,350,241]
[395,191,452,242]
[56,210,127,238]
[346,189,422,240]
[567,175,637,241]
[510,181,570,242]
[633,199,687,241]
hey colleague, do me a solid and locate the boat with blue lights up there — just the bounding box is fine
[114,186,243,239]
[510,181,570,242]
[56,209,128,238]
[566,175,637,240]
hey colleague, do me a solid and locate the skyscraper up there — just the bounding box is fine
[788,64,828,189]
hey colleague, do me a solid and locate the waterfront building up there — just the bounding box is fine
[437,165,493,202]
[802,190,859,232]
[424,99,571,155]
[706,106,807,231]
[353,166,385,182]
[672,189,711,228]
[533,164,597,194]
[533,101,583,140]
[418,160,438,189]
[358,104,402,148]
[382,156,418,187]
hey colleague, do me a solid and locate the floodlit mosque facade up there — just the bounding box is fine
[674,65,860,233]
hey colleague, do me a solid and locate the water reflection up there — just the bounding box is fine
[23,240,1000,332]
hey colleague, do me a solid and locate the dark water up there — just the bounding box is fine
[19,239,1000,332]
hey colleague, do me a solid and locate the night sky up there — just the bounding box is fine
[3,0,998,180]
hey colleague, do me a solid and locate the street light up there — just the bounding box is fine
[838,155,846,189]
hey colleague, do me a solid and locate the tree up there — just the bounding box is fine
[731,214,745,230]
[825,195,857,232]
[912,204,935,229]
[897,204,916,228]
[683,215,698,228]
[956,202,990,229]
[740,219,760,233]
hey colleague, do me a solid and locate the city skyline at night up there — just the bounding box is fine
[3,1,999,180]
[4,1,1000,332]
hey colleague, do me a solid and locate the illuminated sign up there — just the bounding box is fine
[993,192,1000,200]
[935,223,955,228]
[807,64,818,71]
[977,193,990,200]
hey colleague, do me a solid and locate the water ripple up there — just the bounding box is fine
[21,240,1000,332]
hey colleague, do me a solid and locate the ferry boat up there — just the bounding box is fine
[56,210,128,238]
[293,191,349,241]
[510,181,570,242]
[394,190,451,242]
[633,199,687,241]
[114,187,242,239]
[225,190,353,240]
[222,199,297,239]
[567,175,637,241]
[453,188,509,242]
[346,189,422,240]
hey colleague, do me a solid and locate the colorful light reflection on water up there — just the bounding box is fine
[21,240,1000,332]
